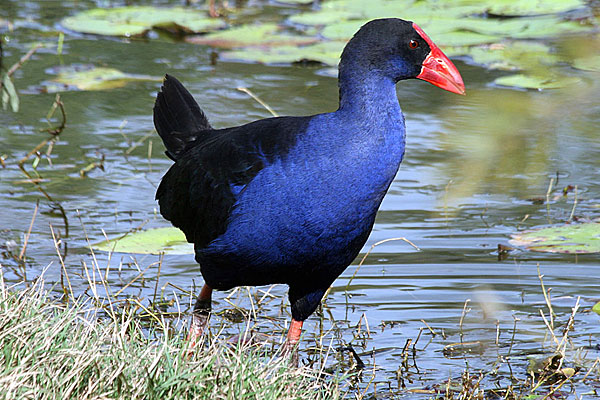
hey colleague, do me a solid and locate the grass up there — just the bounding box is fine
[0,275,342,400]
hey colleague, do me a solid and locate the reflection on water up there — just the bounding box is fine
[1,0,599,397]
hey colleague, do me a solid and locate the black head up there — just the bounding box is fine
[339,18,465,94]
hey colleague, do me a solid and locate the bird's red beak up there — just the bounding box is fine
[413,23,465,95]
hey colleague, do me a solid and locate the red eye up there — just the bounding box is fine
[409,40,419,49]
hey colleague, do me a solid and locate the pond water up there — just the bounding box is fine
[1,1,599,398]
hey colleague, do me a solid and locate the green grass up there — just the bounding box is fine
[0,278,341,400]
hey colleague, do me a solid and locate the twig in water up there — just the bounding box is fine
[50,223,74,303]
[18,95,69,237]
[1,44,41,111]
[237,87,278,117]
[79,153,105,177]
[443,179,453,226]
[114,263,153,298]
[581,358,599,382]
[540,375,573,400]
[420,319,437,337]
[557,296,580,357]
[545,177,554,224]
[568,185,578,222]
[357,359,376,399]
[345,237,420,293]
[458,298,471,344]
[506,315,519,380]
[41,94,66,136]
[538,264,556,326]
[516,213,529,231]
[147,139,153,172]
[4,43,41,79]
[539,308,559,348]
[18,200,39,262]
[495,319,500,347]
[125,131,152,155]
[153,253,163,308]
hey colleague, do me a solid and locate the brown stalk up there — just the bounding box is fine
[18,94,69,237]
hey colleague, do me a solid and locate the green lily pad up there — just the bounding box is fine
[186,23,317,48]
[434,31,502,47]
[508,18,593,39]
[593,302,600,315]
[425,15,591,39]
[494,74,580,90]
[509,223,600,253]
[61,6,226,37]
[300,0,486,24]
[288,10,356,26]
[572,55,600,72]
[43,65,161,92]
[320,20,368,41]
[321,19,502,46]
[288,1,443,26]
[483,0,585,16]
[221,41,345,66]
[92,227,193,255]
[467,41,558,71]
[276,0,314,4]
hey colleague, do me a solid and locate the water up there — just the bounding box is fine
[1,1,599,397]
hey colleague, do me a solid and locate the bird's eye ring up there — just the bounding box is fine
[409,40,419,49]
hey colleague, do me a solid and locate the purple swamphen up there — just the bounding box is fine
[153,18,465,357]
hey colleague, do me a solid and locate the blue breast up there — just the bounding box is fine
[199,95,406,287]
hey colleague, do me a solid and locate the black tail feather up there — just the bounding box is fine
[153,74,212,160]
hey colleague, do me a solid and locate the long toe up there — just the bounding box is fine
[187,312,210,352]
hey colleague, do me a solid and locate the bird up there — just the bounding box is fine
[153,18,464,359]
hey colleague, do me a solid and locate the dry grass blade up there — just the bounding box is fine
[237,86,279,117]
[18,201,38,261]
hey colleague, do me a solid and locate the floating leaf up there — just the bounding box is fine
[572,55,600,72]
[494,74,580,90]
[424,15,591,39]
[434,31,501,47]
[467,42,559,71]
[186,23,317,48]
[483,0,585,16]
[507,18,593,39]
[221,41,344,66]
[509,223,600,253]
[321,19,502,46]
[61,6,226,37]
[43,65,161,92]
[92,227,193,255]
[320,20,368,41]
[276,0,314,4]
[288,10,356,26]
[593,302,600,315]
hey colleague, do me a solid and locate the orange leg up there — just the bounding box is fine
[208,0,219,17]
[282,318,303,365]
[286,319,304,346]
[187,284,212,350]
